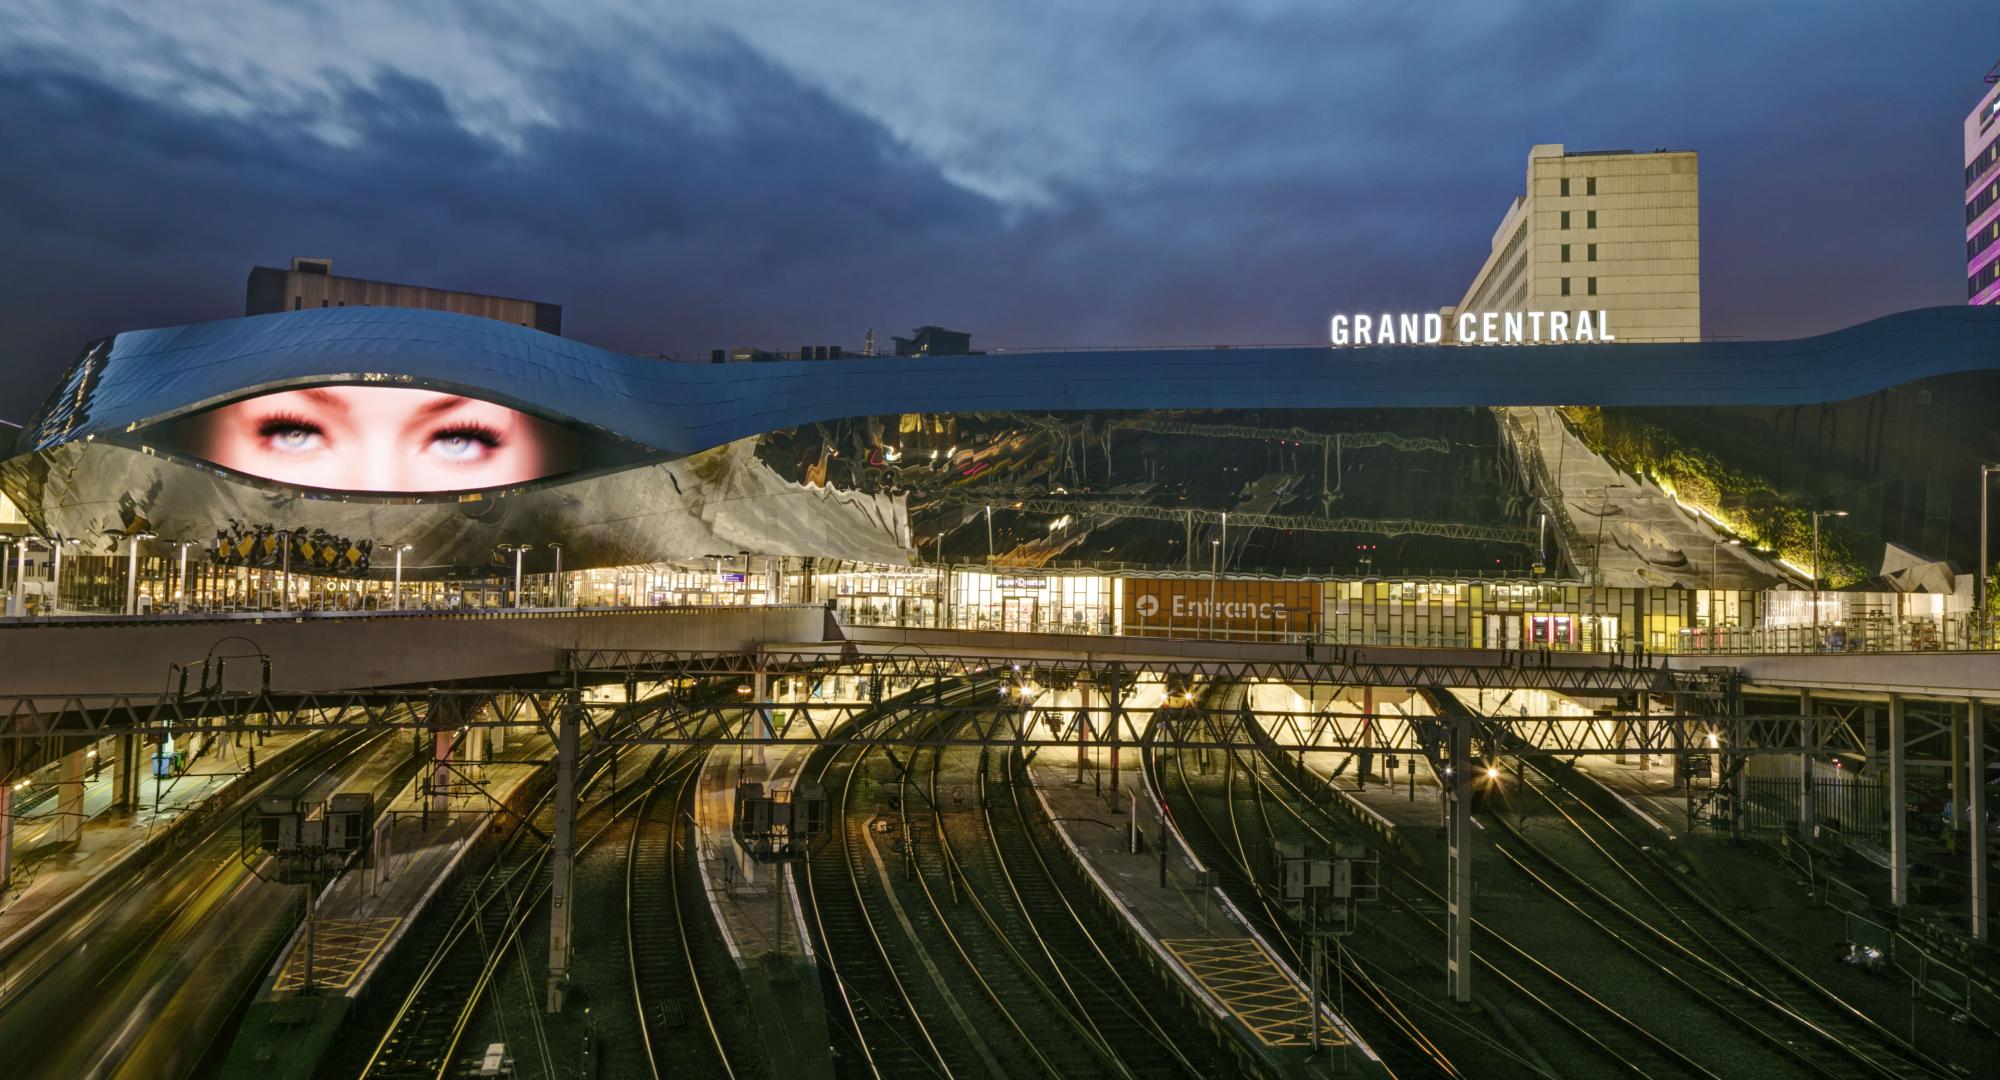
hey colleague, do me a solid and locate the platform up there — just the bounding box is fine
[1021,687,1383,1075]
[0,731,318,987]
[692,729,836,1080]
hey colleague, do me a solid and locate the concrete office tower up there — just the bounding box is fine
[246,257,563,335]
[1453,144,1700,343]
[1966,67,2000,306]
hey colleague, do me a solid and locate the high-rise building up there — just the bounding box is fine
[1451,144,1700,343]
[1965,64,2000,307]
[245,257,563,334]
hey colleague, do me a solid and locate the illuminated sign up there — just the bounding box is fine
[1329,310,1616,346]
[1123,578,1321,637]
[150,385,585,494]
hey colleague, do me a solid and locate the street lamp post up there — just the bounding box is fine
[175,541,193,613]
[1810,509,1847,646]
[393,544,412,610]
[985,504,994,561]
[1209,537,1221,637]
[1710,536,1741,620]
[50,536,77,616]
[548,542,563,608]
[498,544,534,608]
[11,538,29,618]
[124,531,156,615]
[1979,465,1998,647]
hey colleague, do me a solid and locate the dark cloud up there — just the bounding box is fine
[0,6,1989,420]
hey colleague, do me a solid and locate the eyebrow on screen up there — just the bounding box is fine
[409,394,475,421]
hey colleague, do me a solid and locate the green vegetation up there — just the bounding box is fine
[1559,407,1864,586]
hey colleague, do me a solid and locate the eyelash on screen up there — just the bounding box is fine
[256,413,323,438]
[432,423,503,448]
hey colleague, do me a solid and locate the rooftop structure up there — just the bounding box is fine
[245,256,563,335]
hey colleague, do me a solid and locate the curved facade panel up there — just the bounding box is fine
[19,305,2000,462]
[5,304,1999,582]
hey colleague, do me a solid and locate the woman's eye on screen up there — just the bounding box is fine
[256,416,327,454]
[427,424,502,462]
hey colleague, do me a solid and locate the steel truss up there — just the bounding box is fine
[569,646,1713,696]
[0,686,1840,757]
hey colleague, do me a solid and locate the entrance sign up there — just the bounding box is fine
[1123,578,1322,639]
[1329,310,1616,346]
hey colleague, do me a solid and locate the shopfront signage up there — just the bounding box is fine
[1124,578,1322,638]
[1329,310,1616,346]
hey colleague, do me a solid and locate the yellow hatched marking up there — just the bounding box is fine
[1162,938,1346,1047]
[273,917,400,992]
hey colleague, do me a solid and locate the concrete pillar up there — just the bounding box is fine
[1798,690,1816,841]
[56,748,86,844]
[489,723,506,754]
[1447,713,1473,1003]
[431,729,453,818]
[1950,706,1965,854]
[546,697,580,1012]
[1888,694,1908,907]
[464,726,486,766]
[1,781,12,889]
[1971,700,1989,942]
[113,734,135,812]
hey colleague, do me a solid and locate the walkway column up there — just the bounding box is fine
[1950,706,1965,854]
[112,733,135,812]
[1,781,13,889]
[1798,690,1816,841]
[431,728,453,818]
[1447,712,1473,1003]
[546,696,580,1012]
[56,748,86,844]
[1888,694,1908,907]
[489,721,506,754]
[1971,700,1989,941]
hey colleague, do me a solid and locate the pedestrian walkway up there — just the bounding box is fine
[1023,726,1384,1075]
[0,732,316,959]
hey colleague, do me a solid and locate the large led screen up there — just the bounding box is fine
[157,386,586,493]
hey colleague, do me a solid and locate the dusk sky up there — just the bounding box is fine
[0,2,1991,420]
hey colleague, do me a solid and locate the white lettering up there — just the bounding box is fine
[1503,312,1524,343]
[1530,310,1545,340]
[1480,312,1497,344]
[1355,314,1372,345]
[1550,311,1570,341]
[1457,313,1475,343]
[1423,313,1442,343]
[1398,314,1420,343]
[1330,315,1348,346]
[1598,310,1614,341]
[1575,310,1596,342]
[1374,314,1395,345]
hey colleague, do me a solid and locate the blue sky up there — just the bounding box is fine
[0,1,1990,417]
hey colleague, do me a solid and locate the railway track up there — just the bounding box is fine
[1497,761,1960,1080]
[901,729,1117,1078]
[625,753,739,1079]
[1248,733,1727,1080]
[797,690,961,1078]
[975,747,1248,1077]
[355,739,670,1078]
